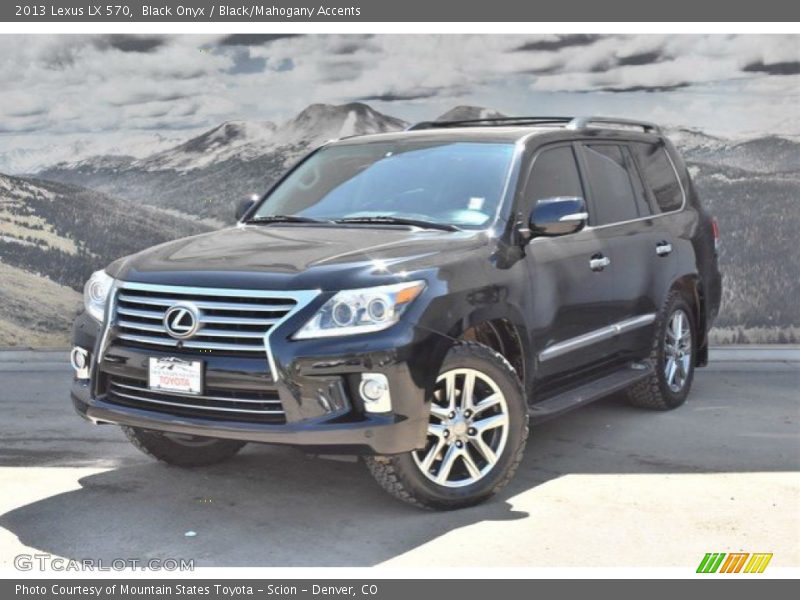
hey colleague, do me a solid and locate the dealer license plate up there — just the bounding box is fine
[148,357,203,395]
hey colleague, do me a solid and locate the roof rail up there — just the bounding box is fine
[407,116,573,131]
[566,116,661,133]
[406,115,661,134]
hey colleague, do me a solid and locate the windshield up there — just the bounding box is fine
[251,140,516,229]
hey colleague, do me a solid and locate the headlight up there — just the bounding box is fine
[83,270,115,322]
[293,281,425,339]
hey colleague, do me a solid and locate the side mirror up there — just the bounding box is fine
[235,197,256,221]
[529,196,588,237]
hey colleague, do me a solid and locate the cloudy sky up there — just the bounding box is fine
[0,34,798,169]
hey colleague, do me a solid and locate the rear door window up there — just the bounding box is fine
[582,144,641,225]
[630,142,684,212]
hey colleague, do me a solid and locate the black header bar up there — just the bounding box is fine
[2,0,800,22]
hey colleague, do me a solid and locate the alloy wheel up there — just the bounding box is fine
[413,368,509,488]
[664,309,693,393]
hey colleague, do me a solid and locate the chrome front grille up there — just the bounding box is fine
[106,375,286,423]
[112,283,310,357]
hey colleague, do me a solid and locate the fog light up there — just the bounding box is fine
[359,373,391,413]
[70,346,90,380]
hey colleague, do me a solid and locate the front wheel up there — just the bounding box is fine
[365,343,529,510]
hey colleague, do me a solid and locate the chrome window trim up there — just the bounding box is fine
[104,281,318,381]
[523,139,687,240]
[539,314,656,362]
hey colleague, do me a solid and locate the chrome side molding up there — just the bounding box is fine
[539,314,656,362]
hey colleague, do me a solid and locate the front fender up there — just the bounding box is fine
[415,284,530,389]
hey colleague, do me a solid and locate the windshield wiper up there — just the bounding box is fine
[246,214,330,225]
[334,216,460,232]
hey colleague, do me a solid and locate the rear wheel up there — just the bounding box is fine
[366,343,528,510]
[627,290,696,410]
[123,426,246,467]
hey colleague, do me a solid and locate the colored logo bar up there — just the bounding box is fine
[697,553,773,573]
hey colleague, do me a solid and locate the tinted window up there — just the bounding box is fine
[253,141,516,229]
[631,142,683,212]
[526,146,584,210]
[622,146,653,217]
[583,144,640,225]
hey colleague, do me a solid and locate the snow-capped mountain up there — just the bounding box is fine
[665,127,800,174]
[35,103,800,223]
[664,127,727,153]
[37,103,408,221]
[134,103,406,173]
[0,132,187,175]
[271,102,407,147]
[435,105,507,121]
[138,121,279,172]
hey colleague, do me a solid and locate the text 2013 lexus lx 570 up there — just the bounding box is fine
[70,116,722,510]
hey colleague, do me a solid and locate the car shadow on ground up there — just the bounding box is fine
[1,368,797,566]
[0,446,530,566]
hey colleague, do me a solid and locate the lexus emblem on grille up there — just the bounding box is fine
[163,303,200,339]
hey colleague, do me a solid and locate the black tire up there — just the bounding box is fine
[122,426,246,467]
[365,342,529,510]
[627,289,696,410]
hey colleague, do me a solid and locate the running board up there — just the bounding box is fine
[529,362,652,423]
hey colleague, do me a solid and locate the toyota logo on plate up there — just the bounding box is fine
[163,303,200,339]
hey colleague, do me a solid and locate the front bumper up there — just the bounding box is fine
[71,309,451,456]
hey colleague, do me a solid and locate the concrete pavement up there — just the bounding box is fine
[0,350,797,568]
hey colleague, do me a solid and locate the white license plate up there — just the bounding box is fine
[148,358,203,395]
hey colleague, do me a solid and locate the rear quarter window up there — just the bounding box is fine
[631,142,684,212]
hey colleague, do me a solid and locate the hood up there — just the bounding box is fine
[109,224,492,290]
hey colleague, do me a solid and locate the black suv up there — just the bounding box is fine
[70,116,722,510]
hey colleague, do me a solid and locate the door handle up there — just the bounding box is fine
[656,241,673,256]
[589,254,611,271]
